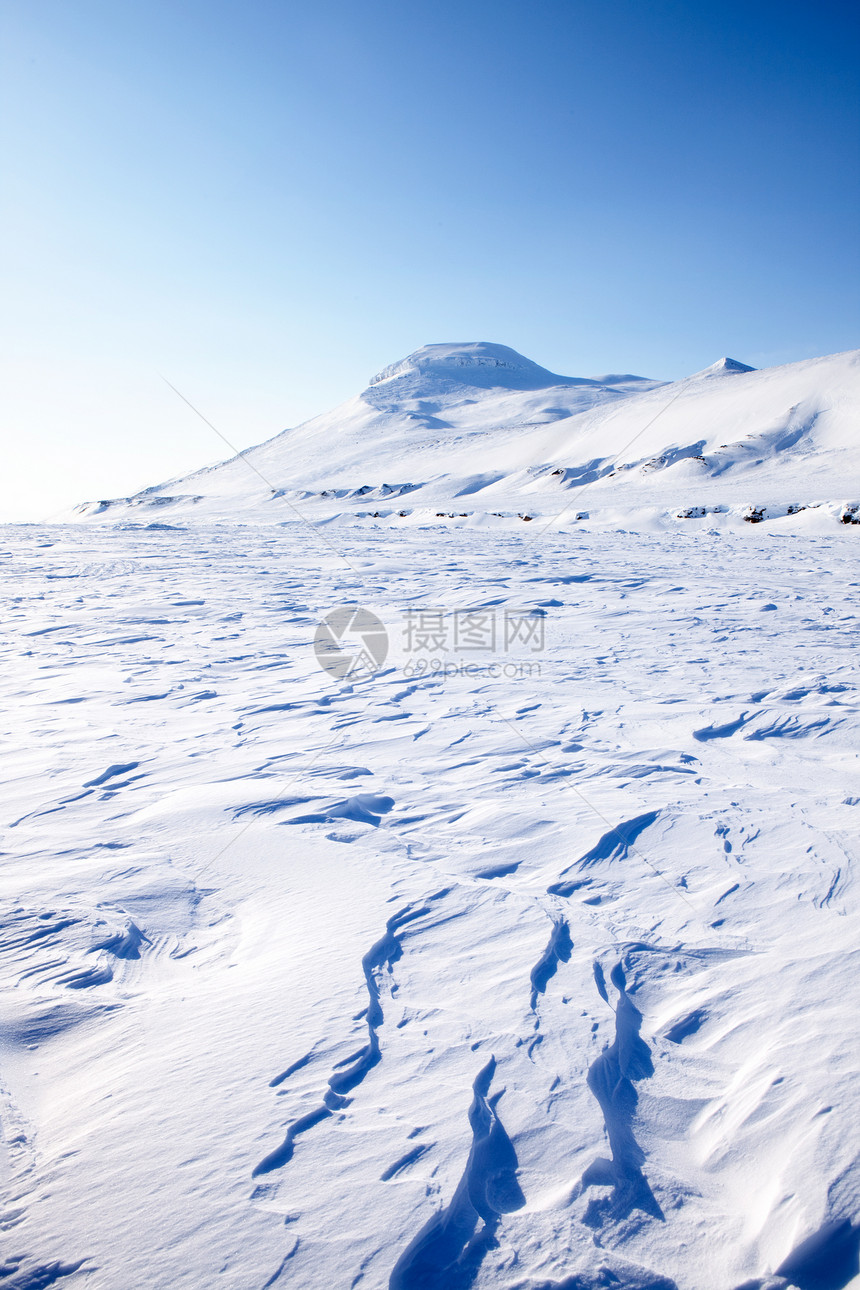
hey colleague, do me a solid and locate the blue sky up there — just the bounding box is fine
[3,0,859,519]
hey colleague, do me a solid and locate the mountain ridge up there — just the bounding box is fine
[70,343,860,532]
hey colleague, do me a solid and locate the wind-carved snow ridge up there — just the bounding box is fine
[581,962,662,1228]
[0,1256,88,1287]
[772,1216,860,1290]
[388,1056,525,1290]
[529,917,573,1013]
[327,903,429,1099]
[548,812,659,895]
[525,914,573,1059]
[253,896,445,1177]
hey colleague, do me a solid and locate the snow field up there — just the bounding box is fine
[1,522,858,1287]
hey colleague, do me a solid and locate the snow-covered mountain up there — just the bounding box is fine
[5,343,860,1289]
[73,341,860,530]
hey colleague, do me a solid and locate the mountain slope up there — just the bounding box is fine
[72,343,860,530]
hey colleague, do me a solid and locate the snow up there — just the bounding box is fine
[4,343,860,1289]
[68,343,860,533]
[367,342,587,392]
[688,357,757,379]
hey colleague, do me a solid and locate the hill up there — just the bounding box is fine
[72,343,860,531]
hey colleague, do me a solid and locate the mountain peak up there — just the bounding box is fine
[690,356,757,379]
[368,342,583,391]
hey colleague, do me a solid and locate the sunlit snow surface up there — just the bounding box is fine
[2,521,859,1290]
[70,343,860,533]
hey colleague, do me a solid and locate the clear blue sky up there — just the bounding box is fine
[2,0,859,519]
